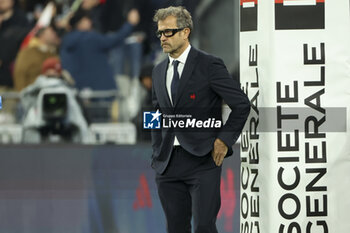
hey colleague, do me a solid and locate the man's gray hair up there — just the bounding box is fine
[153,6,193,31]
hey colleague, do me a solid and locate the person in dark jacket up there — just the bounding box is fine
[152,6,250,233]
[60,9,140,91]
[0,0,30,88]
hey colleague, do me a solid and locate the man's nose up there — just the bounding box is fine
[160,33,167,41]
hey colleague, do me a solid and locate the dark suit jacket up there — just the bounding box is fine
[151,47,250,174]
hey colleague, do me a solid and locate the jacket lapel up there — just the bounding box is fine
[174,47,198,107]
[157,58,172,108]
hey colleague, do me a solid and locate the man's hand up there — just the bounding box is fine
[211,138,228,166]
[127,9,140,26]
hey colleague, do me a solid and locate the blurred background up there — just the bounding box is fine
[0,0,240,232]
[0,0,239,144]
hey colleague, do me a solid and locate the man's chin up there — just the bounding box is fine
[163,46,175,53]
[162,48,171,53]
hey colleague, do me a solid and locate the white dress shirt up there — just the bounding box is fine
[166,44,191,146]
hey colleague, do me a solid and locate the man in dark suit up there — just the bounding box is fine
[151,6,250,233]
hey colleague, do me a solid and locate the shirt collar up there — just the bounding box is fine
[168,44,191,65]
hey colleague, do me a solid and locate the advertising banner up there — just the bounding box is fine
[240,0,350,232]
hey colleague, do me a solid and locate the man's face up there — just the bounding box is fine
[77,17,92,31]
[41,27,60,47]
[0,0,14,14]
[157,16,189,57]
[82,0,99,10]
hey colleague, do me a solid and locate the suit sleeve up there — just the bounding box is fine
[96,23,134,50]
[151,70,162,157]
[208,56,251,149]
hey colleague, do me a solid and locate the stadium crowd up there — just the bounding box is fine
[0,0,201,142]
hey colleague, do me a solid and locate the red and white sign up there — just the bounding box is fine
[240,0,350,232]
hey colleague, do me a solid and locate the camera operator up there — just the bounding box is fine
[21,57,91,143]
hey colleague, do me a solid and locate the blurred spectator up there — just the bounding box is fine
[101,0,154,121]
[20,56,91,143]
[0,0,30,89]
[79,0,103,32]
[40,56,75,85]
[41,56,62,77]
[132,64,153,141]
[13,25,60,91]
[21,56,64,115]
[138,64,153,109]
[60,9,139,92]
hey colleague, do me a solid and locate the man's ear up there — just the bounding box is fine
[184,28,191,40]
